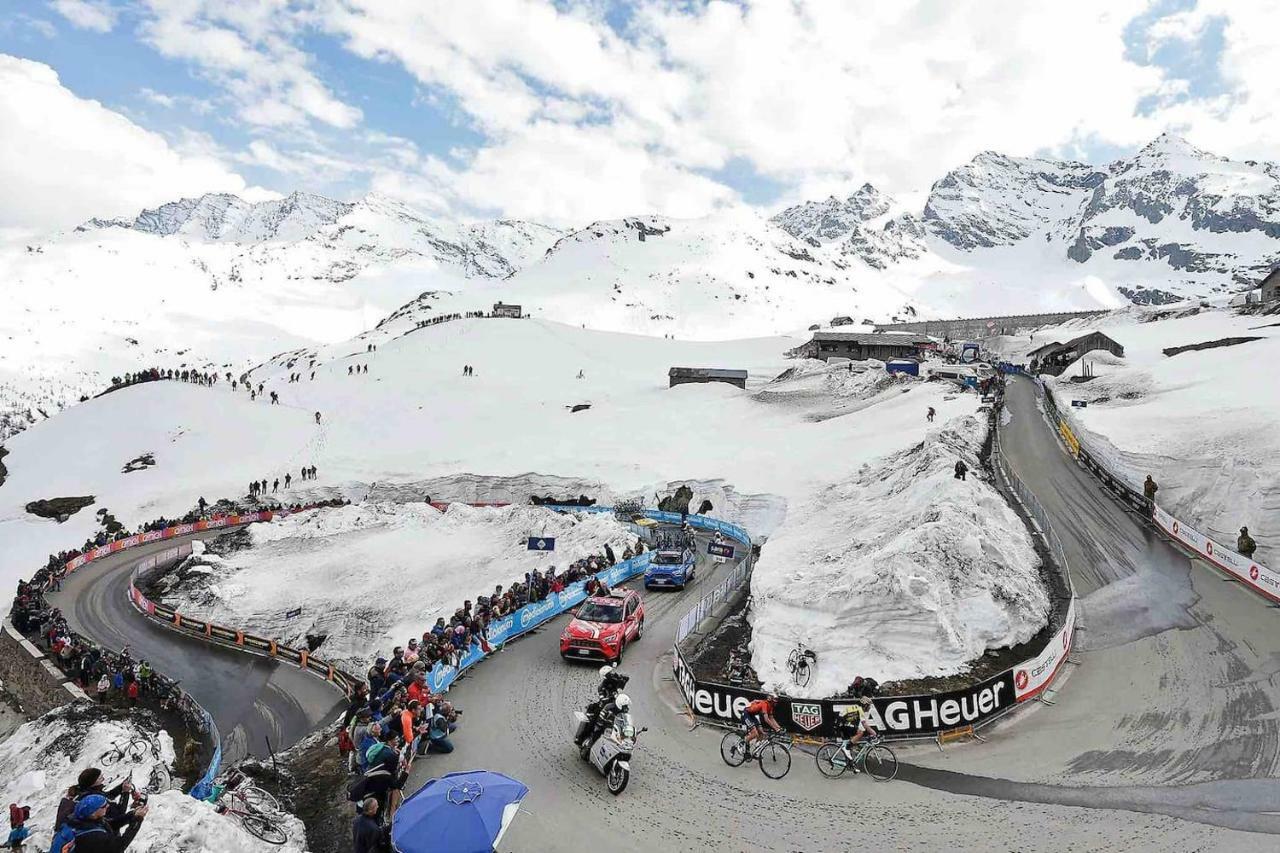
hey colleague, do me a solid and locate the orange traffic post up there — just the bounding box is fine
[235,631,244,646]
[299,650,309,669]
[174,613,182,628]
[268,640,277,657]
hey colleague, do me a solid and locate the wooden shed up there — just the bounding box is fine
[1031,331,1124,375]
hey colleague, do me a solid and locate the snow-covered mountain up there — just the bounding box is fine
[5,133,1280,442]
[0,195,565,440]
[769,184,928,269]
[478,213,914,339]
[774,133,1280,304]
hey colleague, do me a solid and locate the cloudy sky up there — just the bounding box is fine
[0,1,1273,230]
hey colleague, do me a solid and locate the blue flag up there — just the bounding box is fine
[527,536,556,551]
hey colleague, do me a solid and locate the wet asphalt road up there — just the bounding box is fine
[51,532,346,762]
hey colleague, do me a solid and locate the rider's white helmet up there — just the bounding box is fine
[614,693,631,711]
[599,664,615,676]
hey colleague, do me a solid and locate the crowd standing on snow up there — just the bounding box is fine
[101,367,221,396]
[340,529,646,834]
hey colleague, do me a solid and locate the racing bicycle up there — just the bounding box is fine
[213,770,287,845]
[99,737,151,766]
[720,727,793,779]
[787,644,817,688]
[815,736,898,781]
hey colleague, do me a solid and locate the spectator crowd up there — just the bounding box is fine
[342,530,647,843]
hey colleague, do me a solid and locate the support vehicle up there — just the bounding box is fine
[560,590,644,662]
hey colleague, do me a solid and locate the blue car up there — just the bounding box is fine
[644,547,696,590]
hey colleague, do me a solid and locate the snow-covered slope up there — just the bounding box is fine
[156,503,638,668]
[469,212,915,339]
[0,195,563,440]
[0,705,306,853]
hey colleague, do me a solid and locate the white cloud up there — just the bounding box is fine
[49,0,119,33]
[137,1,362,129]
[318,0,1171,219]
[0,55,258,229]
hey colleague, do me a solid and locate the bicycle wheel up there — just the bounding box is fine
[787,648,801,669]
[99,747,122,766]
[126,739,150,762]
[148,763,172,792]
[758,742,791,779]
[241,786,281,814]
[864,744,898,782]
[794,659,811,688]
[815,743,849,778]
[237,812,288,846]
[720,731,748,767]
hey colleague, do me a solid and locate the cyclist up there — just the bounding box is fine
[742,694,782,748]
[835,697,878,770]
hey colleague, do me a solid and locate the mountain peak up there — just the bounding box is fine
[1136,132,1208,161]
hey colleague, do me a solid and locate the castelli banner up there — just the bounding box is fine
[1012,598,1076,701]
[1154,505,1280,603]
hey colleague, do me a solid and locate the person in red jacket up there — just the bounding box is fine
[742,695,781,748]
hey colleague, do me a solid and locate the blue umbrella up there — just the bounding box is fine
[392,770,529,853]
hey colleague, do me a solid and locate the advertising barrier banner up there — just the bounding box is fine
[1012,598,1076,701]
[420,550,653,696]
[61,508,305,577]
[673,645,1020,739]
[1154,505,1280,603]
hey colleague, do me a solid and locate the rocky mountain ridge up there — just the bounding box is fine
[773,133,1280,293]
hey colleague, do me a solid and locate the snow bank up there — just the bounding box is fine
[160,503,638,667]
[750,413,1049,690]
[0,705,304,853]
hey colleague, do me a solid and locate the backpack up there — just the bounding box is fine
[337,727,354,754]
[49,822,107,853]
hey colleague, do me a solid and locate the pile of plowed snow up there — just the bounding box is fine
[0,705,305,852]
[749,413,1049,691]
[156,502,637,667]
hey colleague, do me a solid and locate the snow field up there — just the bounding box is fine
[0,706,305,853]
[161,502,640,667]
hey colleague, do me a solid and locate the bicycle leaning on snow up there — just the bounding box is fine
[787,643,817,688]
[211,769,288,845]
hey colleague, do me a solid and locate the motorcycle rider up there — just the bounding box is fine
[577,665,630,748]
[582,693,631,753]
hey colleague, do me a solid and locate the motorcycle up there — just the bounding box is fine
[572,709,646,795]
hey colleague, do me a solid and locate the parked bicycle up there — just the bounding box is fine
[99,737,151,766]
[719,727,793,779]
[212,770,287,845]
[787,643,817,688]
[815,736,898,781]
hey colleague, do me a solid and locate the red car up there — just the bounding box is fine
[560,590,645,662]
